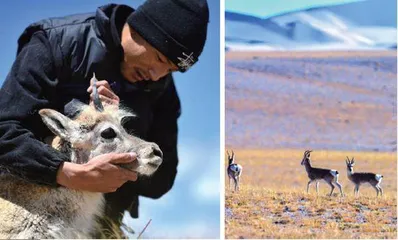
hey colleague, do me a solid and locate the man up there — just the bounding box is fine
[0,0,209,236]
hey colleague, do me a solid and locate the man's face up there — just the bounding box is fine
[120,24,178,83]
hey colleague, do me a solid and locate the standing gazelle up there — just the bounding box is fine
[301,150,344,197]
[345,157,383,197]
[227,150,243,191]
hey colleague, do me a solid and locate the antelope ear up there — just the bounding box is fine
[117,107,136,125]
[39,109,78,140]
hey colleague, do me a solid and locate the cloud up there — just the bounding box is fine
[191,176,220,202]
[176,141,220,178]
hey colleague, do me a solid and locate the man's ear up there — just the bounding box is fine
[39,109,78,140]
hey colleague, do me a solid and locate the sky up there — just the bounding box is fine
[226,0,363,18]
[0,0,220,238]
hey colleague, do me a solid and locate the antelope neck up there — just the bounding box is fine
[304,159,312,172]
[57,138,90,164]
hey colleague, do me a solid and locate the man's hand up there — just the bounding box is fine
[87,79,120,106]
[57,152,138,193]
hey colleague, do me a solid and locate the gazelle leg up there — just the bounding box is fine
[377,185,383,196]
[316,182,319,195]
[354,185,360,197]
[237,176,240,191]
[234,178,238,192]
[327,181,335,196]
[372,184,379,197]
[307,180,313,193]
[334,180,344,197]
[228,177,231,190]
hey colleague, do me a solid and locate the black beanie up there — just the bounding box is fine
[126,0,209,72]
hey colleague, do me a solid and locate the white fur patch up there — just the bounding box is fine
[375,174,383,182]
[330,169,339,178]
[230,164,241,172]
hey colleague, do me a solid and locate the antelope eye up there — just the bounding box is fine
[101,127,117,139]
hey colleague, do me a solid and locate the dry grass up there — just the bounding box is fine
[96,215,132,239]
[225,149,397,239]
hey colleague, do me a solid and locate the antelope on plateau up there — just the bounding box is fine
[345,157,383,197]
[227,150,242,191]
[301,150,344,197]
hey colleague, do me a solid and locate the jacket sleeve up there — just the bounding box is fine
[130,76,181,199]
[0,31,69,186]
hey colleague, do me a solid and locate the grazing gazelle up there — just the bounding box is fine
[345,157,383,197]
[301,150,343,197]
[227,150,243,191]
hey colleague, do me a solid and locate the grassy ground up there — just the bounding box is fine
[226,51,396,151]
[226,50,397,60]
[225,149,397,239]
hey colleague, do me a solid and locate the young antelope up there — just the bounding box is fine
[345,157,383,197]
[301,150,343,197]
[0,76,163,238]
[227,150,242,191]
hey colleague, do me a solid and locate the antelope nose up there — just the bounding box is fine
[148,145,163,168]
[153,146,163,159]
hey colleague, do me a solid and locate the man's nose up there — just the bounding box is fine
[148,65,169,81]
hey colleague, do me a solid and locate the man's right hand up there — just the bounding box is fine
[87,79,120,106]
[56,152,138,193]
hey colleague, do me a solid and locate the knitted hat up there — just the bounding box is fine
[127,0,209,72]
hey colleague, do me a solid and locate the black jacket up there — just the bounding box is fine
[0,4,180,218]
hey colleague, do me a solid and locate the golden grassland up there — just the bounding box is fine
[225,149,397,239]
[226,50,397,60]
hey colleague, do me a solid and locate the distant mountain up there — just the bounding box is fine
[226,0,397,51]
